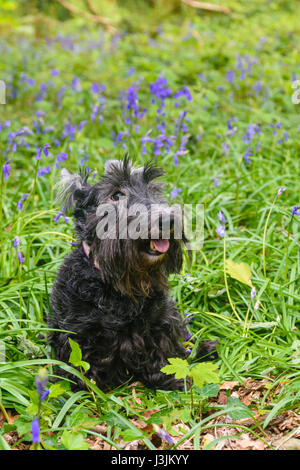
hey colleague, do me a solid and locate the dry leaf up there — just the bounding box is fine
[220,381,239,390]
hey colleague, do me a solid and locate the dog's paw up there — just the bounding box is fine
[196,340,219,362]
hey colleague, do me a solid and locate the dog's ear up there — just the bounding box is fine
[56,168,91,213]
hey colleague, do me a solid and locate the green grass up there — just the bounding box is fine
[0,0,299,450]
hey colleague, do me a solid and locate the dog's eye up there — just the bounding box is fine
[111,191,125,201]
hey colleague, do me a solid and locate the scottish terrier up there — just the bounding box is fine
[48,157,217,391]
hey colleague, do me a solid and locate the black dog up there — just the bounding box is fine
[48,157,217,391]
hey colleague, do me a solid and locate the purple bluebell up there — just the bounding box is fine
[56,152,68,163]
[35,369,49,400]
[35,143,51,160]
[251,287,256,299]
[14,236,21,248]
[150,76,172,108]
[173,86,193,102]
[226,70,235,84]
[3,160,11,179]
[292,206,300,216]
[243,148,253,164]
[127,67,135,76]
[277,187,286,196]
[141,132,153,155]
[61,122,76,140]
[17,251,24,263]
[71,77,81,92]
[53,212,68,223]
[90,82,101,93]
[217,211,226,224]
[37,166,51,178]
[31,418,40,444]
[78,120,88,131]
[216,225,226,238]
[222,142,229,155]
[36,111,45,118]
[170,187,182,199]
[184,312,196,321]
[36,83,48,102]
[157,428,174,445]
[253,80,262,97]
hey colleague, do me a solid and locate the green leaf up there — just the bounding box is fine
[61,430,89,450]
[97,137,114,150]
[0,435,11,450]
[120,428,144,442]
[226,397,254,420]
[160,358,190,379]
[190,362,219,389]
[225,259,253,288]
[68,338,90,372]
[48,382,68,399]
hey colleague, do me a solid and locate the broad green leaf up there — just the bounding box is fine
[0,435,11,450]
[68,338,90,372]
[190,362,219,389]
[61,430,89,450]
[48,382,68,399]
[226,397,254,420]
[160,358,190,379]
[120,428,144,442]
[225,259,253,288]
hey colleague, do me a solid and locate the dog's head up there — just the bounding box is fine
[58,156,186,296]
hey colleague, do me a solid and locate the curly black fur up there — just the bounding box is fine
[48,157,217,391]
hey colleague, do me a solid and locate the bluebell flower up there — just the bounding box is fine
[56,152,68,163]
[35,369,49,401]
[217,211,226,224]
[243,148,253,164]
[35,143,51,160]
[36,83,48,101]
[36,111,45,118]
[170,187,182,199]
[157,428,174,445]
[31,417,40,443]
[226,70,235,84]
[222,142,229,155]
[292,206,300,216]
[53,212,68,223]
[17,251,24,263]
[14,236,21,248]
[3,160,11,179]
[277,187,286,197]
[253,80,262,97]
[150,76,172,108]
[173,86,193,102]
[37,166,51,178]
[216,225,226,238]
[71,77,81,92]
[251,287,256,299]
[90,82,101,93]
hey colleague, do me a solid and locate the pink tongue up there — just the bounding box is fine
[152,239,170,253]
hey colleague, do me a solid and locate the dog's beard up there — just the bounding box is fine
[89,236,183,298]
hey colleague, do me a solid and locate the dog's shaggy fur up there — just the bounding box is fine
[48,157,217,391]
